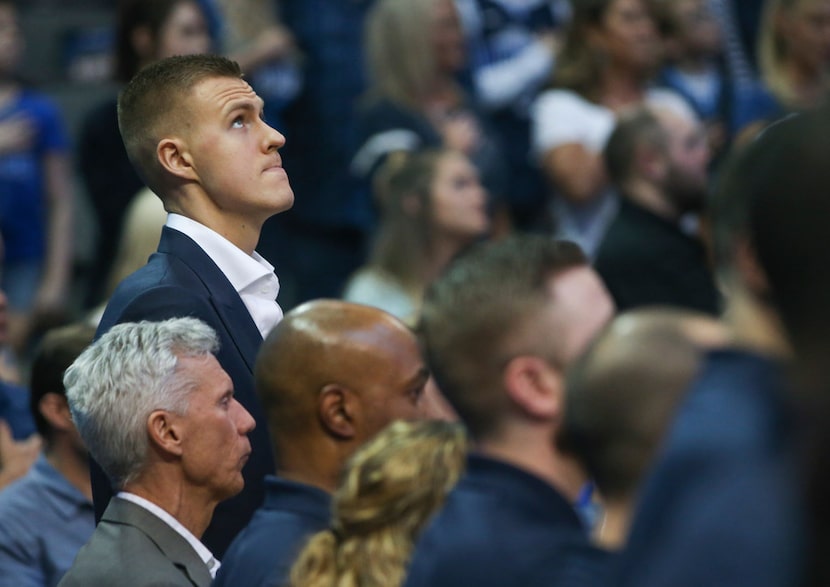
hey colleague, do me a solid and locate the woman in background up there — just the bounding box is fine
[758,0,830,112]
[289,420,467,587]
[343,148,490,326]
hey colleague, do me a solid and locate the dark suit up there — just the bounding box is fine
[94,226,275,557]
[59,498,211,587]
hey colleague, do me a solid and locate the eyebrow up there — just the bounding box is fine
[406,366,431,387]
[223,97,265,117]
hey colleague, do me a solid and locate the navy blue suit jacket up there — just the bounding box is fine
[94,226,276,558]
[214,476,331,587]
[404,455,609,587]
[616,349,805,587]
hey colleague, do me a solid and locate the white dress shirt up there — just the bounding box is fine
[166,214,283,338]
[116,492,220,578]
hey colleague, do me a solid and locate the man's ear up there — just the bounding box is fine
[147,410,184,457]
[636,142,666,182]
[38,393,73,433]
[502,355,562,421]
[157,137,198,182]
[318,384,357,440]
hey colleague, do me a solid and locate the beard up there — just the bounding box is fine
[664,165,708,214]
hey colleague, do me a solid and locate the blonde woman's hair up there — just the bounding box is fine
[364,0,439,108]
[759,0,830,109]
[289,420,468,587]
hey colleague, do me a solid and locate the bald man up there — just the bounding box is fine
[213,299,439,587]
[558,308,727,550]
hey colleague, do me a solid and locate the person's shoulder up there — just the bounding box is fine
[533,89,600,115]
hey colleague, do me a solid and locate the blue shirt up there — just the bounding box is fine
[616,349,805,587]
[213,476,331,587]
[404,454,609,587]
[0,90,69,263]
[0,454,94,587]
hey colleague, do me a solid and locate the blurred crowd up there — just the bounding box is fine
[0,0,829,585]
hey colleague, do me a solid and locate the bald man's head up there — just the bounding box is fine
[559,307,727,500]
[255,300,431,456]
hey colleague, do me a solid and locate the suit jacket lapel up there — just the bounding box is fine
[102,499,213,587]
[157,227,263,372]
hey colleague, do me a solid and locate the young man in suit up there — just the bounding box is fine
[95,53,294,556]
[60,318,255,587]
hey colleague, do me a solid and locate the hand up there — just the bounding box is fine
[0,420,41,489]
[31,281,69,333]
[536,30,561,55]
[0,115,34,154]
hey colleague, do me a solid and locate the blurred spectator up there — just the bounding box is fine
[594,106,720,314]
[559,308,727,549]
[0,323,95,587]
[85,187,166,326]
[615,116,807,587]
[343,149,490,326]
[746,106,830,587]
[290,420,467,587]
[257,0,376,309]
[0,285,39,491]
[78,0,211,309]
[531,0,694,257]
[758,0,830,112]
[405,236,614,587]
[212,0,301,130]
[215,300,445,587]
[353,0,507,228]
[454,0,569,228]
[656,0,777,159]
[0,0,74,353]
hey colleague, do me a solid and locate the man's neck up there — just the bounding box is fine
[167,197,264,256]
[476,426,586,503]
[722,284,790,358]
[124,478,217,539]
[275,439,341,494]
[45,440,92,501]
[621,179,679,221]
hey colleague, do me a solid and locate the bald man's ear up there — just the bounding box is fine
[147,410,185,457]
[502,356,562,422]
[318,385,357,440]
[157,137,198,182]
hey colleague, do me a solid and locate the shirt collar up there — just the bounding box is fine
[116,491,219,577]
[166,213,278,295]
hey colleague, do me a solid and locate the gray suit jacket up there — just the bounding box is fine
[59,498,212,587]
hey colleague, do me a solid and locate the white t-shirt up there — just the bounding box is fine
[529,88,695,256]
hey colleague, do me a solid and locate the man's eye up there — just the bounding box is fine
[232,117,244,129]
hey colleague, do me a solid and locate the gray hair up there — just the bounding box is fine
[64,317,220,488]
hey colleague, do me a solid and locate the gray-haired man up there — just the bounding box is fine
[59,317,254,587]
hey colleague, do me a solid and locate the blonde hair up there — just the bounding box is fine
[364,0,440,108]
[289,420,467,587]
[758,0,830,109]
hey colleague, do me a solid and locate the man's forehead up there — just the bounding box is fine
[190,75,260,108]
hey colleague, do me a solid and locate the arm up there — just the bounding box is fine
[540,143,607,205]
[33,152,74,320]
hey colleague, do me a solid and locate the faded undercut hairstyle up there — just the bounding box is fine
[419,235,587,441]
[290,420,467,587]
[117,53,242,195]
[63,317,219,488]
